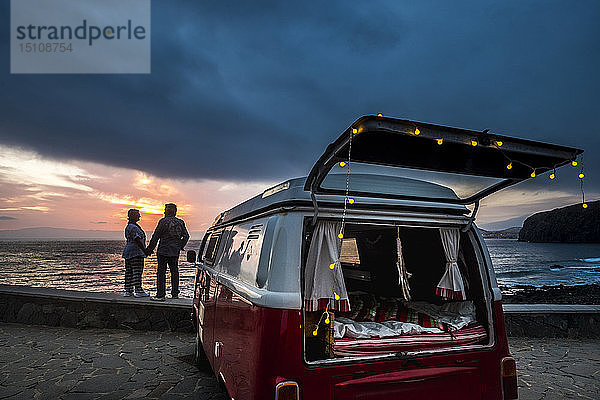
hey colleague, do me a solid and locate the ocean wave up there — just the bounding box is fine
[498,265,600,277]
[578,257,600,262]
[561,265,600,270]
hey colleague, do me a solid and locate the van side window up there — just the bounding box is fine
[198,232,210,262]
[219,219,267,286]
[203,230,223,266]
[256,216,278,288]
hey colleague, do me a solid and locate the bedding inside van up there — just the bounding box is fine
[303,222,490,362]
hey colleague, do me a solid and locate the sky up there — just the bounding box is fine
[1,0,599,233]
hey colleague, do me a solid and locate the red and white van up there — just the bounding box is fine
[187,116,582,400]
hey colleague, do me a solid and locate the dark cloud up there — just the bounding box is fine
[1,0,599,192]
[0,216,17,220]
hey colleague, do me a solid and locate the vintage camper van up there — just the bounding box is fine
[187,116,582,400]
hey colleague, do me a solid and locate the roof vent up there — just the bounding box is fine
[262,182,290,198]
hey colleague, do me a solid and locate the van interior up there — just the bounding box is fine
[303,221,491,362]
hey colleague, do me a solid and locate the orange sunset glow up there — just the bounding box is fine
[0,144,276,236]
[0,143,594,235]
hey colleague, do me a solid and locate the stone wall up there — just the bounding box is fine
[2,285,599,338]
[504,312,599,338]
[0,285,193,332]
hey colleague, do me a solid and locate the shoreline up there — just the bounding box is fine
[500,284,600,305]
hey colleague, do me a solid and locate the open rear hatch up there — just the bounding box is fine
[305,115,582,204]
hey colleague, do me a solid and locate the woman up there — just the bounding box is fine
[122,208,151,297]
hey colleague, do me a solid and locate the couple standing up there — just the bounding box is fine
[122,203,190,301]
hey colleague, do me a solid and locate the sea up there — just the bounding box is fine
[0,239,600,298]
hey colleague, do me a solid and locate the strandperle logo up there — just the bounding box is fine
[10,0,151,74]
[15,20,147,46]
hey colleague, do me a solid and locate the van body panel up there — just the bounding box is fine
[332,366,482,399]
[193,269,512,400]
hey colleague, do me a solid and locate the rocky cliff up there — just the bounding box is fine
[518,201,600,243]
[480,227,521,239]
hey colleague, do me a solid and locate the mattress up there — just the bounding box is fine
[334,323,487,357]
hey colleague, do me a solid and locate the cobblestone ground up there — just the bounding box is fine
[509,337,600,400]
[0,323,227,400]
[0,323,598,399]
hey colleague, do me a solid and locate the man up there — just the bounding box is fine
[147,203,190,301]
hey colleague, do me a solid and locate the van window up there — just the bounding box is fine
[197,232,210,262]
[256,215,278,288]
[203,230,224,266]
[218,220,267,287]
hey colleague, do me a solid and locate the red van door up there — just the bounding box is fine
[198,271,219,367]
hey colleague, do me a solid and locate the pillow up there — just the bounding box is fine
[396,301,446,330]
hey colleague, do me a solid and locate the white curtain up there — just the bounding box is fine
[435,228,466,300]
[304,221,350,312]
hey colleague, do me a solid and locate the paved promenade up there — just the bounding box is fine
[0,323,598,399]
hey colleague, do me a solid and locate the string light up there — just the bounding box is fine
[414,128,420,135]
[329,263,335,270]
[506,162,513,170]
[496,141,503,147]
[436,138,443,145]
[338,233,343,239]
[549,172,555,179]
[530,170,536,178]
[572,161,578,167]
[579,160,587,209]
[352,128,357,135]
[471,140,478,147]
[339,161,346,167]
[348,198,355,204]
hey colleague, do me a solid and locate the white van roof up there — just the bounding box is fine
[215,174,467,226]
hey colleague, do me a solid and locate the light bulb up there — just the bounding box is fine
[334,293,340,300]
[329,263,335,270]
[338,233,343,239]
[572,161,578,166]
[550,173,555,179]
[348,198,355,204]
[339,162,346,167]
[583,203,588,209]
[352,128,357,134]
[377,113,382,117]
[312,329,318,336]
[530,171,536,178]
[506,163,513,170]
[579,173,585,179]
[436,138,443,145]
[414,128,420,135]
[325,317,330,324]
[471,140,478,147]
[496,141,503,147]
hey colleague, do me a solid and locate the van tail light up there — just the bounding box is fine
[501,357,518,399]
[275,381,300,400]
